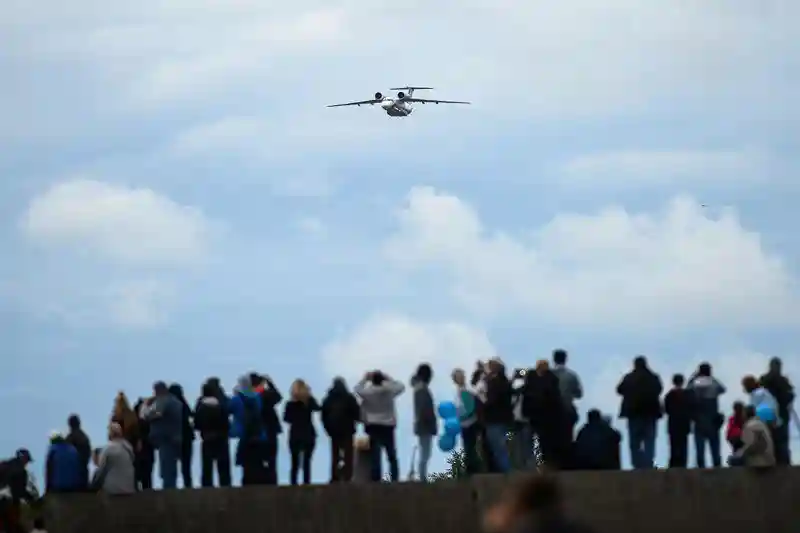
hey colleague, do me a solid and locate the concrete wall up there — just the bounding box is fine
[46,467,799,533]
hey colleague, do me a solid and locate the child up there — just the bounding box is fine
[726,401,745,452]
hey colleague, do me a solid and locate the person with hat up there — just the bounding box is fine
[0,448,38,533]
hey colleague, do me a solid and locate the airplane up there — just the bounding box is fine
[326,86,471,117]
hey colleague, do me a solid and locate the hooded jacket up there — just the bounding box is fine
[45,440,80,492]
[321,382,361,438]
[194,395,229,441]
[230,377,267,441]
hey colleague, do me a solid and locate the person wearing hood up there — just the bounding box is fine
[45,432,80,493]
[354,370,405,482]
[91,423,136,495]
[687,363,726,468]
[229,375,268,485]
[194,382,232,487]
[140,381,183,489]
[321,377,361,482]
[168,383,195,488]
[65,414,91,490]
[411,364,437,481]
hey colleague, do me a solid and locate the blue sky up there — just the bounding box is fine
[3,1,800,484]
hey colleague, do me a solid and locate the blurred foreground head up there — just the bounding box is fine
[484,472,563,533]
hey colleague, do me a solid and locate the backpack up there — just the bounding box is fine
[240,394,263,441]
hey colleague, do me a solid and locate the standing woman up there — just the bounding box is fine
[283,379,321,485]
[168,384,195,489]
[112,392,141,452]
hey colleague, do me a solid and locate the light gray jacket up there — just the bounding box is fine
[354,378,405,426]
[92,439,136,495]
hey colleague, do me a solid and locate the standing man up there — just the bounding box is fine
[551,349,583,467]
[663,374,693,468]
[616,356,663,469]
[760,357,795,465]
[354,370,406,482]
[687,363,725,468]
[140,381,183,489]
[230,375,268,485]
[65,414,92,490]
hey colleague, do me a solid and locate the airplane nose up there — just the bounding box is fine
[380,99,393,109]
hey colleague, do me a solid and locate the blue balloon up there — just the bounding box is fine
[756,403,776,423]
[444,417,460,437]
[438,433,456,452]
[437,401,457,420]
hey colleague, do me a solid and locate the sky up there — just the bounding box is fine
[3,1,800,484]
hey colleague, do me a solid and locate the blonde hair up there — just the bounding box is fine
[291,379,310,402]
[112,392,138,436]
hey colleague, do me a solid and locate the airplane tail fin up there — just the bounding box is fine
[390,86,433,97]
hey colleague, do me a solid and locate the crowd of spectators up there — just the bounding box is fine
[0,351,794,532]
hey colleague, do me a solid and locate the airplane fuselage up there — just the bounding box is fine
[381,99,412,117]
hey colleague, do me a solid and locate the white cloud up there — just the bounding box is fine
[385,187,799,331]
[21,179,211,267]
[104,279,174,328]
[560,148,768,187]
[296,216,327,237]
[5,2,796,120]
[320,313,497,390]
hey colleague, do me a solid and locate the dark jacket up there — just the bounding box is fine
[483,373,514,426]
[258,380,283,436]
[412,380,437,436]
[664,387,694,435]
[617,368,663,419]
[45,441,81,492]
[760,371,795,420]
[0,458,35,504]
[321,384,361,438]
[168,384,195,444]
[194,395,230,441]
[133,398,152,450]
[65,428,92,482]
[283,397,321,443]
[522,370,564,428]
[573,419,621,470]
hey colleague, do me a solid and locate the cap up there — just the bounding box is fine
[16,448,33,462]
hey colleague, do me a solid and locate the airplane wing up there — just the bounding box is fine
[405,98,471,105]
[326,99,381,108]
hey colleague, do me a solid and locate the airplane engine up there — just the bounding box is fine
[375,92,383,100]
[397,91,405,99]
